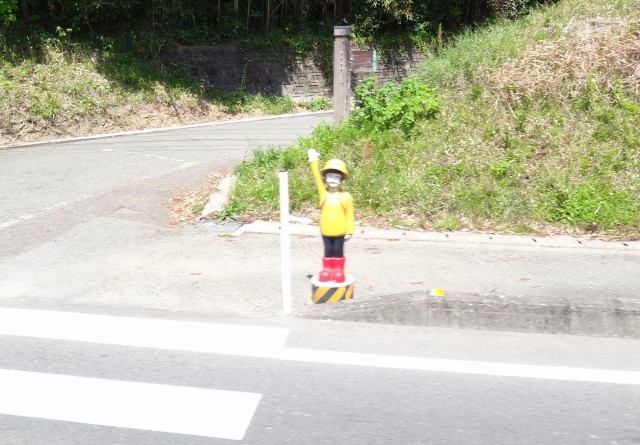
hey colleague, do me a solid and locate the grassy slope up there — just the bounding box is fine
[0,39,329,146]
[230,0,640,239]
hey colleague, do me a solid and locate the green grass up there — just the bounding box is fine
[0,33,331,144]
[228,0,640,239]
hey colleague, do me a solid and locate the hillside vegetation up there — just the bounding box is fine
[229,0,640,239]
[0,40,331,146]
[0,0,549,146]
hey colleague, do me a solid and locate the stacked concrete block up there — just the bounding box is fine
[165,44,427,100]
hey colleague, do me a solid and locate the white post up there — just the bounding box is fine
[279,171,292,314]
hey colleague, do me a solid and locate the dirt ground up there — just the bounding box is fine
[0,102,279,147]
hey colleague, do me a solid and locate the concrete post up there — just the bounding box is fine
[333,26,352,124]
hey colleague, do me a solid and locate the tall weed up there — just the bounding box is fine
[350,76,441,134]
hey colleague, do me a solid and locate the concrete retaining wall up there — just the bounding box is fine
[164,44,428,99]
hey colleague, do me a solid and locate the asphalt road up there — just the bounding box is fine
[1,110,639,323]
[0,112,333,259]
[1,111,639,444]
[1,305,639,445]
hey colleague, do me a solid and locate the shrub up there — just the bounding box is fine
[350,76,441,135]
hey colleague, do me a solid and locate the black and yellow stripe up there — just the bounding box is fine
[311,283,354,304]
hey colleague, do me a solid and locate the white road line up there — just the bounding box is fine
[0,194,92,229]
[0,214,35,228]
[279,348,640,386]
[0,307,289,358]
[2,307,639,386]
[142,153,186,162]
[0,369,260,440]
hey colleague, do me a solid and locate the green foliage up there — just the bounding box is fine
[350,76,441,134]
[221,92,296,115]
[29,90,61,120]
[216,200,249,221]
[433,214,461,231]
[545,182,639,229]
[3,0,553,44]
[4,0,639,238]
[0,0,16,23]
[232,147,287,211]
[277,32,331,60]
[228,0,640,239]
[488,0,538,19]
[192,201,206,215]
[0,33,330,146]
[300,97,332,112]
[490,160,512,179]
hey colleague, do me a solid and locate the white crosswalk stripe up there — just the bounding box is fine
[0,307,289,357]
[2,307,640,442]
[0,307,290,440]
[0,369,261,440]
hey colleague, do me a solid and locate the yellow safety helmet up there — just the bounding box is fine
[322,159,348,179]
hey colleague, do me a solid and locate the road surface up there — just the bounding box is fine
[1,305,639,444]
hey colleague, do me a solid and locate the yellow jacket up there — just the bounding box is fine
[309,160,355,237]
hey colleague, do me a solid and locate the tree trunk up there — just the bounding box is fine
[246,0,250,28]
[18,0,29,18]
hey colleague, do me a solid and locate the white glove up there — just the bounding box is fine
[345,234,352,241]
[308,148,320,162]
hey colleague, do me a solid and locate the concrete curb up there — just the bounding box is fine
[1,111,332,149]
[295,291,640,339]
[238,220,640,251]
[201,175,237,217]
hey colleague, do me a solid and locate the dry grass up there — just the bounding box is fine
[487,18,640,101]
[167,173,227,226]
[0,101,256,146]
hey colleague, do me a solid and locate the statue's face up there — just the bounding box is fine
[325,172,342,188]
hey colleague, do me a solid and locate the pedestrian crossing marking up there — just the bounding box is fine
[2,307,640,387]
[0,307,289,358]
[2,305,640,443]
[0,369,261,440]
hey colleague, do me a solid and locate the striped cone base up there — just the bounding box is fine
[310,275,354,304]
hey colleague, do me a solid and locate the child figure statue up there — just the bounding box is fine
[307,149,355,283]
